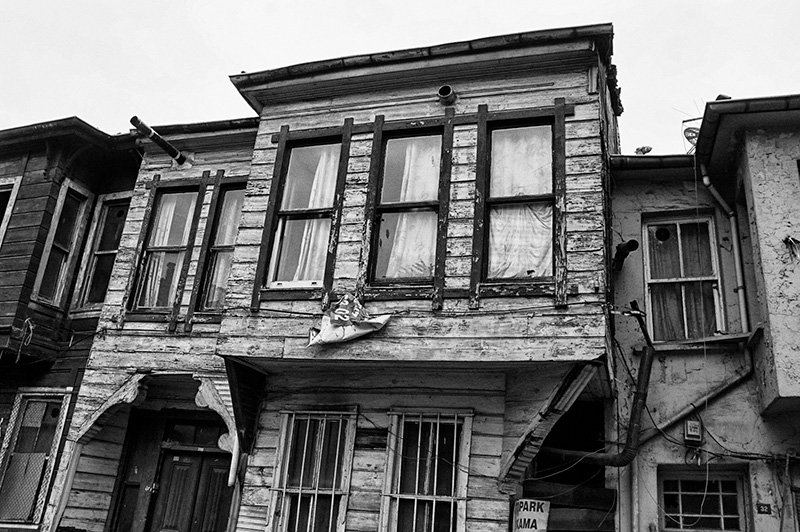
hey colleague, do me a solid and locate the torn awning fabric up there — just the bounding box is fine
[307,294,391,347]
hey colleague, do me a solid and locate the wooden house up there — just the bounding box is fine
[1,23,624,532]
[0,118,139,530]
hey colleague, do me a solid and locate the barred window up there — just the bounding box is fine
[383,412,472,532]
[270,411,356,532]
[660,470,747,531]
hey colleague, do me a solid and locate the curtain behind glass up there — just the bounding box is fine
[274,145,338,283]
[490,125,552,197]
[488,204,553,278]
[379,136,440,279]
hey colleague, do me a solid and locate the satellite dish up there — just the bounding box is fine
[684,127,700,145]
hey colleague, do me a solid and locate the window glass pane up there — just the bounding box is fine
[203,251,233,309]
[85,255,116,304]
[96,201,129,251]
[148,192,196,247]
[273,217,330,283]
[53,192,82,249]
[651,283,685,341]
[287,418,318,488]
[648,223,681,279]
[137,251,184,307]
[39,248,67,301]
[490,125,552,198]
[282,144,340,210]
[685,281,717,338]
[319,420,344,489]
[374,211,437,280]
[488,203,552,278]
[681,221,713,277]
[214,189,245,246]
[0,189,12,227]
[381,136,441,203]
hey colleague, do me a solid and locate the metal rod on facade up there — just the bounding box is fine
[130,116,187,165]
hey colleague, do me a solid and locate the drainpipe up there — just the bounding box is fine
[700,163,749,332]
[540,301,656,467]
[130,116,189,166]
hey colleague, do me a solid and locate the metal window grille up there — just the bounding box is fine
[384,412,471,532]
[0,395,68,523]
[661,473,745,530]
[272,412,354,532]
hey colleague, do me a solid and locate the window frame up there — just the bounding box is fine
[642,213,725,342]
[361,111,454,308]
[658,468,749,532]
[127,173,209,331]
[469,99,569,309]
[189,176,247,323]
[32,179,94,308]
[0,390,70,525]
[380,409,472,532]
[70,191,132,312]
[253,120,353,309]
[0,174,22,253]
[268,409,357,532]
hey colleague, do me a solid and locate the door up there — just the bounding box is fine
[149,451,233,532]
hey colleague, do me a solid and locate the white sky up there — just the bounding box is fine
[2,0,798,155]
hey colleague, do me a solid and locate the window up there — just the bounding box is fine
[0,393,69,524]
[270,411,356,532]
[135,189,198,309]
[371,135,442,283]
[643,216,722,341]
[469,100,569,307]
[486,125,553,279]
[0,176,21,251]
[382,412,471,532]
[74,194,131,309]
[268,143,341,288]
[659,470,747,531]
[200,186,245,309]
[34,181,92,307]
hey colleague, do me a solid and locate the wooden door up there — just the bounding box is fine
[149,451,233,532]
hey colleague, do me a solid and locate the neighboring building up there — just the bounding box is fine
[1,21,799,532]
[610,95,800,532]
[0,119,139,529]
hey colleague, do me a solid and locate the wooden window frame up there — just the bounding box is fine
[658,467,749,531]
[186,175,247,331]
[0,390,70,525]
[127,173,210,331]
[359,110,454,309]
[469,99,569,308]
[70,191,133,313]
[642,213,724,342]
[380,409,472,532]
[32,179,94,309]
[268,409,357,532]
[0,174,22,253]
[253,120,352,309]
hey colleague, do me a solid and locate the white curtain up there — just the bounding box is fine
[139,193,195,307]
[385,140,439,278]
[291,147,338,281]
[487,127,553,279]
[488,204,553,278]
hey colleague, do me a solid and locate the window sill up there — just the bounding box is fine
[124,311,173,323]
[362,286,433,301]
[636,331,753,356]
[478,278,554,298]
[260,288,324,301]
[190,312,223,325]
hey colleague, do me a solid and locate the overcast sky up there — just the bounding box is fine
[2,0,798,155]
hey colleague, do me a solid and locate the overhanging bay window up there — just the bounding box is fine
[134,189,199,309]
[371,134,442,282]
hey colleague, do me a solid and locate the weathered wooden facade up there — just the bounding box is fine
[0,119,140,531]
[3,23,624,532]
